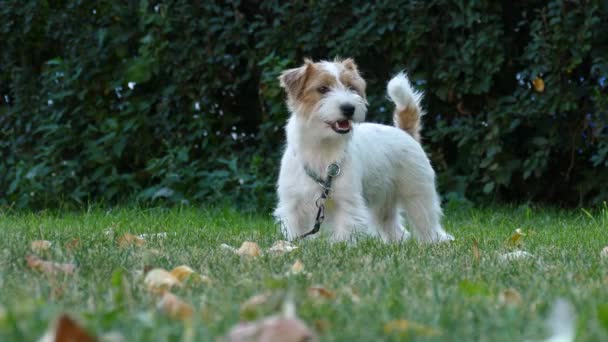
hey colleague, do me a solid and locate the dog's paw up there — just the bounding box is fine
[430,231,455,244]
[417,230,454,244]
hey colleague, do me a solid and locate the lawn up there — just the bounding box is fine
[0,205,607,341]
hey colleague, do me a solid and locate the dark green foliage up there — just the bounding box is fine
[1,0,607,209]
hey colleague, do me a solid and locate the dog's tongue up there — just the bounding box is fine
[336,120,351,130]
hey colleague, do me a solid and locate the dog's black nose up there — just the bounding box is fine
[340,104,355,118]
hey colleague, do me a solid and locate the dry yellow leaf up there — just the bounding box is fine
[31,240,52,253]
[241,292,272,313]
[384,319,441,337]
[157,292,194,321]
[237,241,261,257]
[26,255,76,275]
[144,268,181,294]
[117,233,145,248]
[291,259,305,274]
[532,77,545,92]
[38,314,96,342]
[506,228,526,247]
[498,288,522,306]
[472,238,480,263]
[64,239,80,251]
[170,265,195,282]
[308,286,335,300]
[227,316,315,342]
[268,240,298,254]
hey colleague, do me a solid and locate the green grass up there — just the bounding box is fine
[1,205,607,341]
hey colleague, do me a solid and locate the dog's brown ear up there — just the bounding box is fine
[279,59,314,98]
[342,58,358,71]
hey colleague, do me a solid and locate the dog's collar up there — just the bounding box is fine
[303,162,341,186]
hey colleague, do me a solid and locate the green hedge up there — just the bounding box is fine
[1,0,607,210]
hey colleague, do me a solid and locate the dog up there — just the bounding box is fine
[273,58,454,243]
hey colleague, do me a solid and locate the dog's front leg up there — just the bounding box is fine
[274,199,317,241]
[330,195,373,242]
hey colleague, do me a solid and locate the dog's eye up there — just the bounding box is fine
[317,86,330,94]
[347,85,359,94]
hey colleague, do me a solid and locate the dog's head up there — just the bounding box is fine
[279,58,367,138]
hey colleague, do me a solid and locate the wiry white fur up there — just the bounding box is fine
[387,72,424,111]
[274,65,454,243]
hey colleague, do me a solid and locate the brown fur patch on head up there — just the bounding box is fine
[278,58,314,99]
[279,58,367,117]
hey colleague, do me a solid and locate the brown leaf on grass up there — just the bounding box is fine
[237,241,261,257]
[268,241,298,255]
[506,228,526,247]
[228,317,315,342]
[229,298,316,342]
[157,292,194,321]
[64,239,80,251]
[241,292,272,316]
[498,288,522,306]
[26,255,76,275]
[144,268,181,294]
[307,286,335,300]
[117,233,145,248]
[38,314,96,342]
[170,265,195,282]
[532,77,545,92]
[384,319,441,337]
[472,238,480,263]
[31,240,52,254]
[291,260,305,274]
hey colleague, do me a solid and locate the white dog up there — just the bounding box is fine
[273,58,454,243]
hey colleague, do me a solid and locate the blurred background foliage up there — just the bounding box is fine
[1,0,607,211]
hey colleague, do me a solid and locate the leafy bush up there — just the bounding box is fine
[1,0,607,210]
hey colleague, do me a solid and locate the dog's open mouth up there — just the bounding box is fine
[329,120,352,134]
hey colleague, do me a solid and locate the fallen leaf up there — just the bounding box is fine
[600,246,608,259]
[237,241,261,257]
[472,238,480,263]
[31,240,52,254]
[268,240,298,255]
[157,292,194,321]
[500,250,533,262]
[291,260,305,274]
[498,288,522,306]
[144,268,181,294]
[533,77,545,92]
[169,265,195,282]
[384,319,441,337]
[308,286,335,300]
[26,255,76,275]
[38,314,96,342]
[506,228,526,247]
[542,298,575,342]
[241,292,272,314]
[117,233,145,248]
[228,316,315,342]
[64,239,80,251]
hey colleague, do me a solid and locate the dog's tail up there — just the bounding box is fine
[387,72,424,141]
